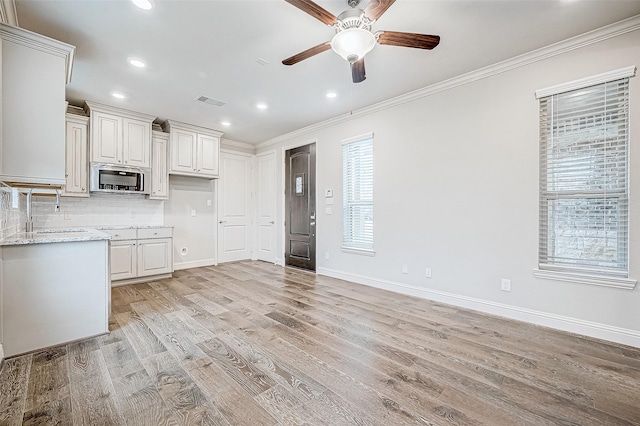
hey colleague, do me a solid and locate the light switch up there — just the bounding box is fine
[326,197,334,205]
[325,207,332,215]
[206,200,212,206]
[191,210,197,217]
[325,189,333,197]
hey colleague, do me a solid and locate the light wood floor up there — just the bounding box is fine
[1,261,640,425]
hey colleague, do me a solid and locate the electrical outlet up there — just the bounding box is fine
[425,268,432,278]
[402,264,408,274]
[501,278,511,292]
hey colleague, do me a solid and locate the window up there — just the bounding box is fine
[536,67,635,283]
[342,133,374,254]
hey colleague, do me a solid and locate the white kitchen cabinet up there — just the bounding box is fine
[149,131,169,199]
[103,227,173,285]
[0,23,74,185]
[63,110,89,197]
[85,101,155,168]
[162,120,223,178]
[110,240,137,281]
[137,238,172,277]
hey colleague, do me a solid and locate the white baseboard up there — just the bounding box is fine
[275,257,284,267]
[174,258,217,271]
[317,267,640,349]
[0,343,4,364]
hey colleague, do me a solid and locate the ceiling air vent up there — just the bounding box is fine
[196,95,226,107]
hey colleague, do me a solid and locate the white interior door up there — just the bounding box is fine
[218,151,252,263]
[256,151,277,263]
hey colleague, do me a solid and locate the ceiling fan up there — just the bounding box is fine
[282,0,440,83]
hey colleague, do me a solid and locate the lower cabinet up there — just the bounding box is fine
[138,238,172,277]
[111,240,137,280]
[103,227,173,285]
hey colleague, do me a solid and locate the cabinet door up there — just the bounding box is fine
[150,136,168,199]
[123,118,151,168]
[91,111,122,164]
[170,129,198,174]
[63,120,88,197]
[137,238,172,277]
[110,240,137,281]
[197,133,220,177]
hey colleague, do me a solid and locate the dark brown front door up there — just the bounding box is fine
[285,143,316,271]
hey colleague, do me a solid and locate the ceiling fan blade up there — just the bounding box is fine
[284,0,337,26]
[364,0,396,21]
[351,58,366,83]
[282,42,331,65]
[377,31,440,50]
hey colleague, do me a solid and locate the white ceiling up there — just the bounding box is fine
[14,0,640,145]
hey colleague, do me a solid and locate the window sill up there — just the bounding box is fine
[533,269,636,290]
[341,246,376,257]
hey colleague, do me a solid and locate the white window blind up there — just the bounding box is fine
[343,134,374,251]
[539,77,630,277]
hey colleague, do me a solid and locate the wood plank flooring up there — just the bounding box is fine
[2,260,640,425]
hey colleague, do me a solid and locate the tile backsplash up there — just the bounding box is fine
[0,188,24,238]
[31,193,164,229]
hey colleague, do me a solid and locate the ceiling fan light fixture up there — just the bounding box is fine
[330,28,376,63]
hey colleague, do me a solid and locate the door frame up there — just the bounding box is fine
[280,139,317,269]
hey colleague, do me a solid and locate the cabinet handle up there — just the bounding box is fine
[269,221,275,224]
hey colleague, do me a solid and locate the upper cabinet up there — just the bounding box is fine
[0,23,74,185]
[162,120,223,179]
[149,130,169,200]
[84,101,155,168]
[63,108,89,197]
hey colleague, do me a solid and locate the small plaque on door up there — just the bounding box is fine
[294,173,305,196]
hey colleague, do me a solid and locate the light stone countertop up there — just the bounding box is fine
[0,228,111,246]
[96,225,174,230]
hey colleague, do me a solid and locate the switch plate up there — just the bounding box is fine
[325,189,333,197]
[326,197,334,205]
[191,210,196,217]
[501,278,511,292]
[325,207,332,215]
[425,268,432,278]
[325,252,330,260]
[402,264,408,274]
[206,199,212,206]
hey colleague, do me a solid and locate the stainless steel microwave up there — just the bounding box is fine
[90,163,150,194]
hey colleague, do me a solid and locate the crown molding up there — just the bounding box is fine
[257,13,640,149]
[221,138,255,150]
[161,119,224,138]
[84,100,157,122]
[0,0,17,26]
[0,21,75,83]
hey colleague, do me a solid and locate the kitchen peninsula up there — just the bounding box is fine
[0,228,110,357]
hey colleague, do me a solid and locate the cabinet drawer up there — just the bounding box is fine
[137,227,172,239]
[103,228,137,241]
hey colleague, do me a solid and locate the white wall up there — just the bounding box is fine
[164,175,217,269]
[257,28,640,347]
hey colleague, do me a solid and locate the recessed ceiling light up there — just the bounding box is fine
[221,121,231,127]
[256,103,268,110]
[111,92,126,99]
[326,92,337,98]
[131,0,154,10]
[128,57,146,68]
